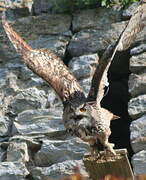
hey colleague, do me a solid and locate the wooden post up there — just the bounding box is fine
[83,149,134,180]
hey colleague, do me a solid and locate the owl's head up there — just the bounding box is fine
[63,101,99,138]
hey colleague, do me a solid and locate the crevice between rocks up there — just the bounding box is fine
[63,14,74,65]
[25,140,43,180]
[101,48,134,160]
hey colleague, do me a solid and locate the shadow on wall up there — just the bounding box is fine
[101,48,134,161]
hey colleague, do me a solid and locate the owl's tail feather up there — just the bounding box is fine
[2,11,32,55]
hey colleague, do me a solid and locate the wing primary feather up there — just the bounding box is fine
[2,11,32,53]
[87,0,146,105]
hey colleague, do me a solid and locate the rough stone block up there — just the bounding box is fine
[128,95,146,119]
[0,162,29,180]
[129,72,146,97]
[12,108,64,136]
[10,87,48,114]
[0,116,11,137]
[68,22,127,57]
[130,115,146,153]
[72,8,122,32]
[132,150,146,175]
[31,160,88,179]
[7,141,29,162]
[69,54,98,80]
[34,138,88,166]
[129,53,146,73]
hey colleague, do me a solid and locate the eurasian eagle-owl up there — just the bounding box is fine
[2,0,146,156]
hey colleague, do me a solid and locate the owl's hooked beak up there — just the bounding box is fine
[112,114,120,120]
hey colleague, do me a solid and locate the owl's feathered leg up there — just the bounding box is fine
[90,141,103,160]
[96,127,116,158]
[79,135,101,160]
[98,128,116,156]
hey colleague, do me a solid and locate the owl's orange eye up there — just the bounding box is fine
[80,108,86,112]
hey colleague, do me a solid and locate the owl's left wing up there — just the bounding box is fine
[87,0,146,106]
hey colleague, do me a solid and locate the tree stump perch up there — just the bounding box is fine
[83,149,134,180]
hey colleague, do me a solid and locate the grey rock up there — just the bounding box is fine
[5,62,31,80]
[129,72,146,97]
[135,25,146,44]
[31,160,88,179]
[0,68,19,95]
[128,95,146,119]
[0,137,9,143]
[122,2,139,20]
[10,88,48,114]
[69,54,99,95]
[5,72,19,94]
[130,115,146,153]
[5,71,19,92]
[33,0,72,14]
[47,90,62,108]
[130,44,146,56]
[7,141,29,162]
[0,68,8,89]
[24,14,71,36]
[28,35,70,59]
[72,8,122,32]
[132,150,146,175]
[69,54,99,80]
[130,53,146,73]
[79,78,92,96]
[0,162,29,180]
[0,91,14,116]
[69,20,146,57]
[0,94,4,116]
[12,108,64,136]
[33,0,97,14]
[68,21,127,57]
[0,116,11,136]
[34,137,88,166]
[0,147,6,162]
[9,135,42,152]
[0,49,11,64]
[7,14,72,58]
[13,13,71,36]
[0,22,20,64]
[6,62,48,89]
[33,0,53,14]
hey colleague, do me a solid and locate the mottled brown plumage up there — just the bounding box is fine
[2,0,146,157]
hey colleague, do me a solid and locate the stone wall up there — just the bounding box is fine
[0,1,146,179]
[129,50,146,174]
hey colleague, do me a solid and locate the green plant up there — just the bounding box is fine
[98,0,139,7]
[73,0,139,8]
[52,0,140,13]
[119,0,139,7]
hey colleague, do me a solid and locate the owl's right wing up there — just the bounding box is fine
[87,0,146,106]
[2,11,86,107]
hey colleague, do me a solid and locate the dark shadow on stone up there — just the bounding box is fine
[101,48,134,161]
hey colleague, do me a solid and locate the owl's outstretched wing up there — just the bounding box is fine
[2,11,86,106]
[87,0,146,106]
